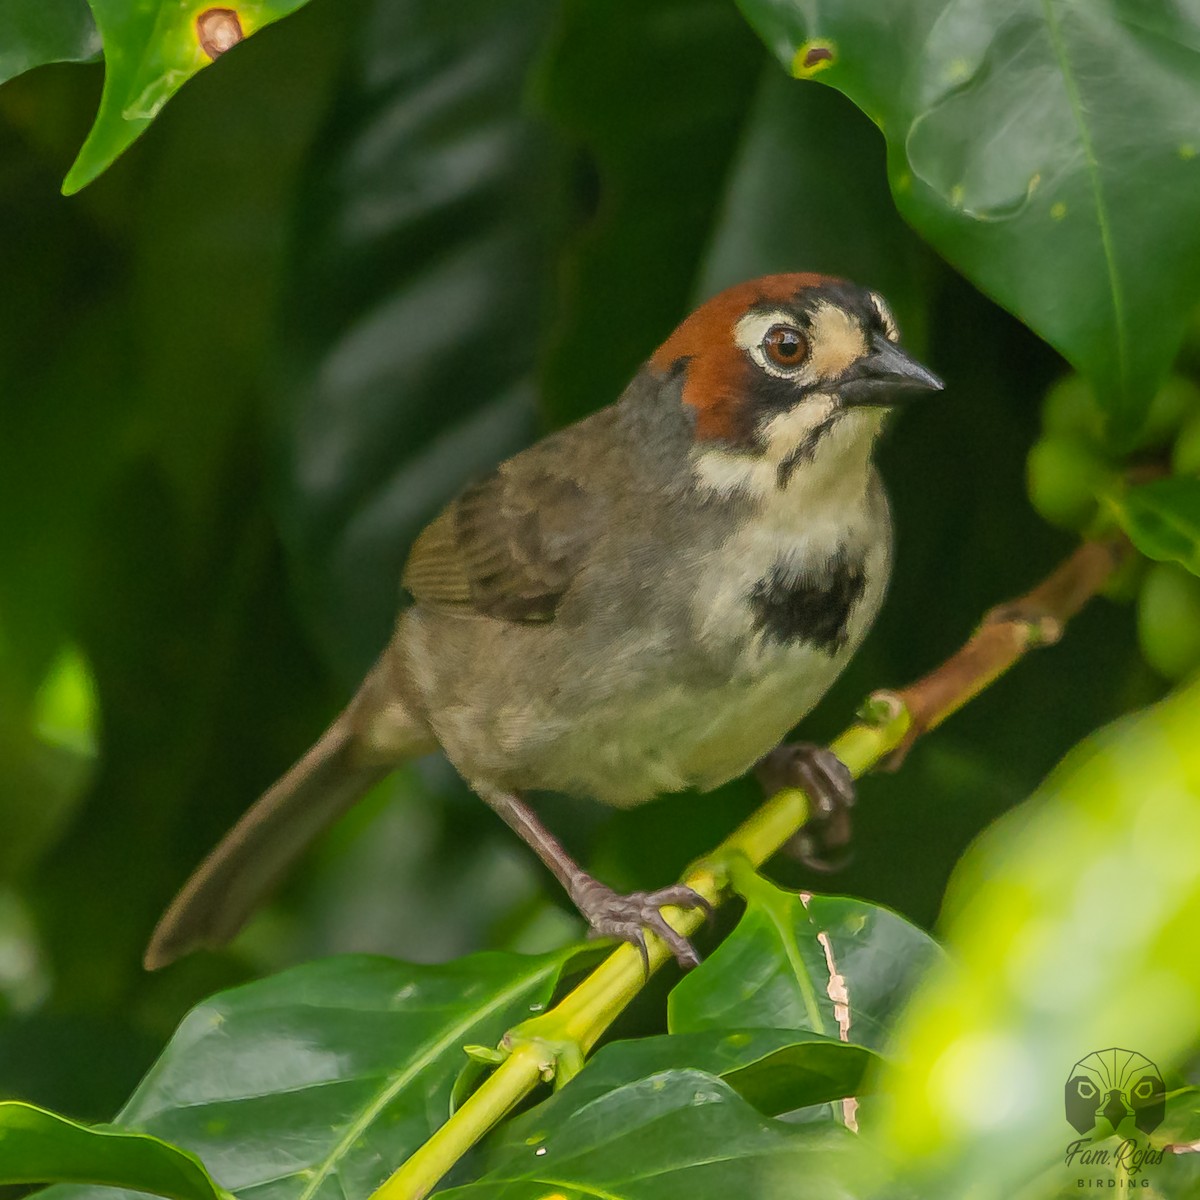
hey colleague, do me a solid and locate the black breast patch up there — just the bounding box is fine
[749,550,867,653]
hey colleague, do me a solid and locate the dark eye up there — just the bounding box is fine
[762,324,808,368]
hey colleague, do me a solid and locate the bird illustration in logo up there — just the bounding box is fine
[1065,1048,1165,1137]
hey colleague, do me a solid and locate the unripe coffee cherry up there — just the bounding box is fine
[1026,435,1113,531]
[1042,374,1104,444]
[1137,562,1200,681]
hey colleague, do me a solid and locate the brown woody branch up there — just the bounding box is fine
[374,536,1125,1200]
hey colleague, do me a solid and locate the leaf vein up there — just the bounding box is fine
[1042,0,1129,398]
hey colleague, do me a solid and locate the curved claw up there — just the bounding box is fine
[757,742,857,871]
[571,881,709,971]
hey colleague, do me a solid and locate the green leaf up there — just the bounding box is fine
[735,0,1200,439]
[669,867,943,1051]
[0,1101,229,1199]
[0,0,99,86]
[443,1068,877,1199]
[63,0,313,195]
[275,0,555,680]
[40,949,579,1200]
[877,679,1200,1198]
[1107,477,1200,575]
[492,1029,878,1148]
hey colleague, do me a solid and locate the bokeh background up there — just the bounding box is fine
[0,0,1161,1122]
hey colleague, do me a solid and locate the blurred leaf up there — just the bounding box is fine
[14,1,350,1112]
[0,639,97,881]
[533,0,764,423]
[41,950,579,1200]
[0,887,49,1013]
[878,679,1200,1198]
[63,0,313,194]
[735,0,1200,440]
[33,644,98,756]
[1107,478,1200,575]
[276,0,557,680]
[0,1101,229,1199]
[443,1068,875,1199]
[0,0,100,86]
[669,866,943,1052]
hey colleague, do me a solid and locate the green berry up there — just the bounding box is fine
[1172,411,1200,477]
[1136,562,1200,681]
[1026,435,1113,531]
[1042,374,1104,443]
[1132,375,1200,450]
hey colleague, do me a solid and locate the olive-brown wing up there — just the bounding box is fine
[401,464,601,621]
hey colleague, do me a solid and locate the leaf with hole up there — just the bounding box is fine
[735,0,1200,440]
[63,0,314,194]
[669,865,943,1051]
[878,679,1200,1196]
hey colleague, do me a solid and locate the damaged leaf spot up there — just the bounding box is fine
[197,8,244,60]
[799,894,861,1133]
[1051,201,1068,220]
[793,41,835,78]
[1181,144,1197,160]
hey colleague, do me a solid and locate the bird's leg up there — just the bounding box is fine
[473,784,710,970]
[755,742,856,871]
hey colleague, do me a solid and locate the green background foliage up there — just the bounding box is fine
[2,0,1200,1196]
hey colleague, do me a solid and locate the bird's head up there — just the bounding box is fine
[650,273,943,492]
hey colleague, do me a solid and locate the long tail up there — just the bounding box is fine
[145,661,432,969]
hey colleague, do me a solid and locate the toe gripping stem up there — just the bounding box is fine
[756,742,857,871]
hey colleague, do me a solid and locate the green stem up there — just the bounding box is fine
[371,705,909,1200]
[372,539,1120,1200]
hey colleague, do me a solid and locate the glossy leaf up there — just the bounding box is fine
[1107,477,1200,576]
[694,65,931,344]
[0,0,99,86]
[274,0,555,680]
[491,1029,878,1151]
[63,0,313,195]
[669,867,943,1051]
[735,0,1200,440]
[442,1068,876,1199]
[40,949,579,1200]
[0,1101,229,1199]
[878,679,1200,1198]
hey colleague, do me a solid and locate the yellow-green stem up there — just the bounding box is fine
[372,708,909,1200]
[371,539,1120,1200]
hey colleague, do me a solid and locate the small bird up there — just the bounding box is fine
[146,273,942,971]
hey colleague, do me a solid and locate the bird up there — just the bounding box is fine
[145,272,943,972]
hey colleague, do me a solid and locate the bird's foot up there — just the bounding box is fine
[570,879,712,972]
[756,742,856,872]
